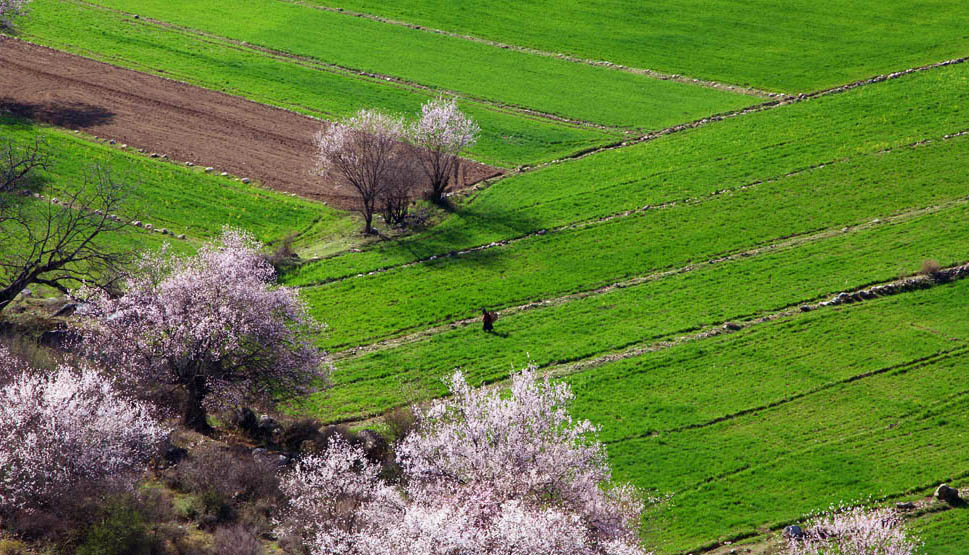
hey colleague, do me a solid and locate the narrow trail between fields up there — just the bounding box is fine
[330,199,969,360]
[0,37,499,208]
[303,127,969,290]
[62,0,638,136]
[278,0,783,99]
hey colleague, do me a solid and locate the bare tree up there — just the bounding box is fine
[0,162,129,314]
[315,109,406,234]
[1,137,50,194]
[410,97,479,205]
[0,0,30,29]
[380,153,422,228]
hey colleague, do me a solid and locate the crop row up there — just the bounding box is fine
[296,132,969,348]
[19,0,620,168]
[71,0,757,131]
[291,201,969,421]
[0,117,341,247]
[309,0,969,92]
[290,61,969,283]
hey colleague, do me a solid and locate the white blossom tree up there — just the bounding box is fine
[0,347,167,514]
[788,505,919,555]
[280,368,646,554]
[410,97,479,204]
[315,109,407,234]
[76,229,328,433]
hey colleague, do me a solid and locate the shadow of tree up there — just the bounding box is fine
[0,99,114,129]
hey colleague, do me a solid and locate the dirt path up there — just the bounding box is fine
[0,38,499,208]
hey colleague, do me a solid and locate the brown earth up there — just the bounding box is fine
[0,38,501,208]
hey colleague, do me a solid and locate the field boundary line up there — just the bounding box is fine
[61,0,637,136]
[547,258,969,381]
[604,348,969,446]
[329,199,969,358]
[301,128,969,288]
[277,0,781,99]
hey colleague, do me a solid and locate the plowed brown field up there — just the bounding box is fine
[0,38,500,207]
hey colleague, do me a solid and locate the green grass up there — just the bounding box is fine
[910,506,969,554]
[563,279,969,550]
[16,0,623,168]
[288,61,969,284]
[293,201,969,421]
[59,0,758,131]
[294,132,969,349]
[308,0,969,92]
[0,116,343,247]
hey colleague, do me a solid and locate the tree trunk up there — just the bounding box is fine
[0,281,27,315]
[183,374,213,434]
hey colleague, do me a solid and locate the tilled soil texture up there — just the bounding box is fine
[0,39,501,207]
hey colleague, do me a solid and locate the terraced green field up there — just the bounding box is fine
[8,2,969,552]
[306,0,969,92]
[287,61,969,285]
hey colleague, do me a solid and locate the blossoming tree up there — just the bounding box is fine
[410,97,479,205]
[0,0,29,27]
[280,368,646,554]
[77,229,327,433]
[0,347,167,514]
[315,109,407,234]
[788,505,919,555]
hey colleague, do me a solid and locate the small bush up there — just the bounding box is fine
[280,419,323,453]
[76,498,155,555]
[213,524,264,555]
[920,258,942,276]
[0,539,28,555]
[382,406,417,443]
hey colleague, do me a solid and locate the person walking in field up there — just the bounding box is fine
[482,307,498,332]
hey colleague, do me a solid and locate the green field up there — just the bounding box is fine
[0,116,343,251]
[286,61,969,285]
[16,0,624,168]
[7,1,969,552]
[306,0,969,92]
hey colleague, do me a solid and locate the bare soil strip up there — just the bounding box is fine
[278,0,781,99]
[0,38,499,208]
[64,0,636,135]
[331,198,969,359]
[311,127,969,291]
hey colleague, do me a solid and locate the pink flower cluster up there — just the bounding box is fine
[0,347,167,513]
[77,229,327,417]
[410,96,479,157]
[788,505,920,555]
[281,368,647,554]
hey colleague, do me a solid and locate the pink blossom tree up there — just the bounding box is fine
[409,97,479,205]
[280,368,646,554]
[77,229,327,433]
[0,0,29,27]
[788,505,919,555]
[315,109,407,234]
[0,347,167,514]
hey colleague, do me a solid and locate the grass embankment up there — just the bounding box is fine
[18,0,618,167]
[0,116,343,247]
[287,61,969,284]
[295,201,969,420]
[308,0,969,92]
[296,132,969,349]
[910,506,969,554]
[57,0,758,131]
